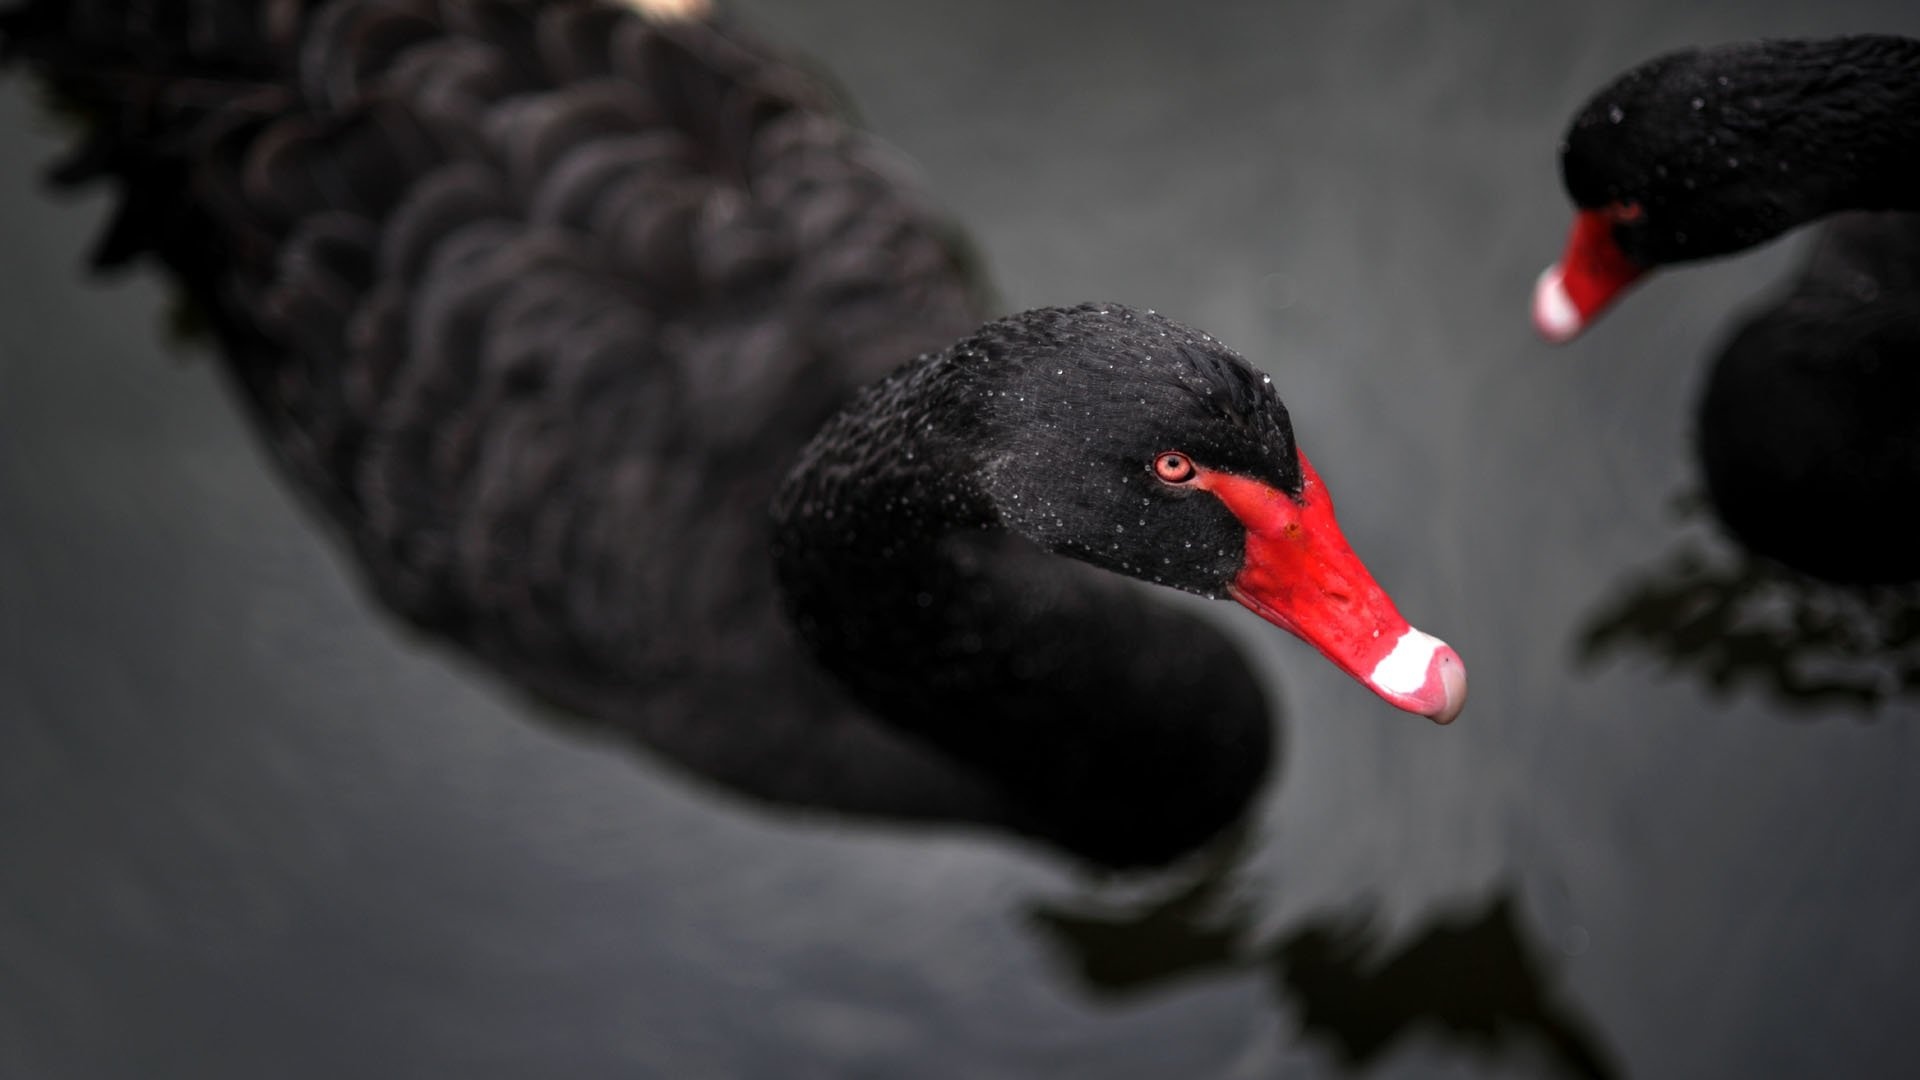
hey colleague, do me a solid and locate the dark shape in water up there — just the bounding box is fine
[1026,826,1260,998]
[1030,839,1618,1078]
[1272,895,1615,1080]
[1579,518,1920,712]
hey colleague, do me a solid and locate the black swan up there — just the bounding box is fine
[0,0,1464,868]
[1532,36,1920,585]
[1532,34,1920,341]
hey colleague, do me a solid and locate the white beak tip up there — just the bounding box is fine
[1532,265,1585,343]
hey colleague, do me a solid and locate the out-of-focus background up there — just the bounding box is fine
[4,1,1920,1077]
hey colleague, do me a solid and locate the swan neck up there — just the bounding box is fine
[769,348,1000,680]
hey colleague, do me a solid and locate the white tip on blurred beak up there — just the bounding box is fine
[1532,265,1585,343]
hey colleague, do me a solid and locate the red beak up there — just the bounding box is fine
[1533,209,1650,342]
[1198,454,1467,725]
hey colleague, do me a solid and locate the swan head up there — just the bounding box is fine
[969,304,1466,725]
[1536,38,1891,341]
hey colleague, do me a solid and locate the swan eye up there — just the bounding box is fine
[1604,199,1645,224]
[1153,451,1196,484]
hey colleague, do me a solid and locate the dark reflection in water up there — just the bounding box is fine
[1030,834,1618,1079]
[1029,829,1259,996]
[1272,899,1615,1080]
[1579,498,1920,712]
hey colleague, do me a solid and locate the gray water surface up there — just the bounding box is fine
[5,1,1920,1077]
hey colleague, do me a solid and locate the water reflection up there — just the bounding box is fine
[1580,499,1920,713]
[1028,826,1259,997]
[1028,834,1619,1078]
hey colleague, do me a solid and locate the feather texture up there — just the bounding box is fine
[2,0,1022,826]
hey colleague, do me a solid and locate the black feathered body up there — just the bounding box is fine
[1,0,1025,822]
[1699,213,1920,583]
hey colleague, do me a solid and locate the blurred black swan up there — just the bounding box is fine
[1534,36,1920,585]
[1532,34,1920,340]
[0,0,1463,868]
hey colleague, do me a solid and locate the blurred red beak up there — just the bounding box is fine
[1199,454,1467,725]
[1533,209,1649,342]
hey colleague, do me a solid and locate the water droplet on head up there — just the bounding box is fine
[1607,105,1624,123]
[1690,97,1704,110]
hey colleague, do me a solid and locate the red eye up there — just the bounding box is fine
[1154,451,1196,484]
[1605,200,1645,224]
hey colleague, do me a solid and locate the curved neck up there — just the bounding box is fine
[769,349,1272,867]
[768,351,1003,717]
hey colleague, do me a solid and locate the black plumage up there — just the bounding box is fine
[1697,213,1920,584]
